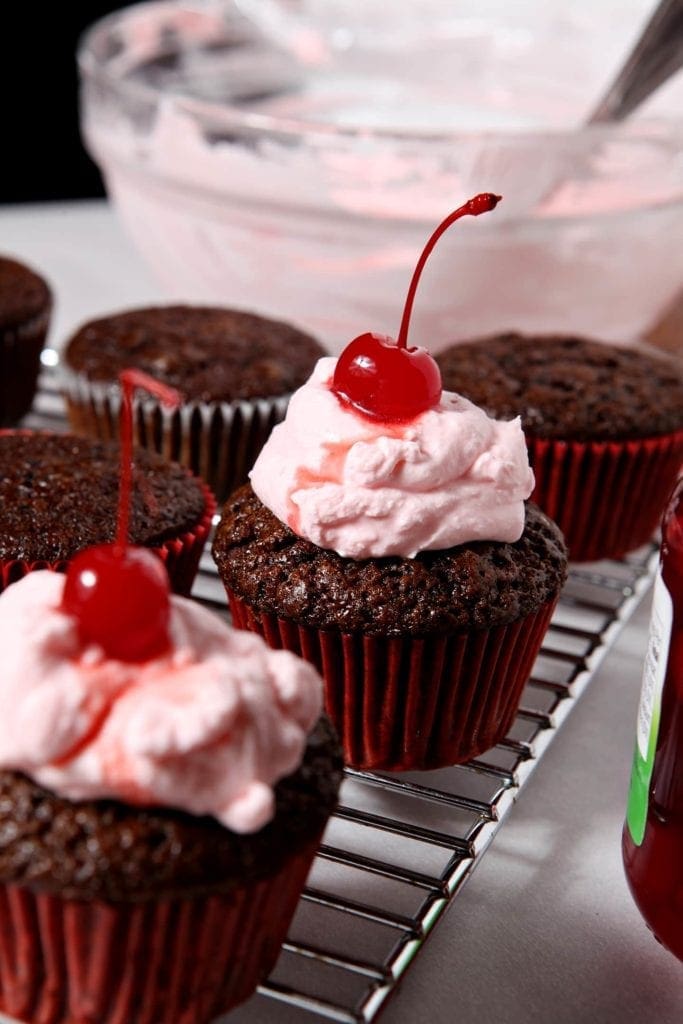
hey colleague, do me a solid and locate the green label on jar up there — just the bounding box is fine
[626,570,673,846]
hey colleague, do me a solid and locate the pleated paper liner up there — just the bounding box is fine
[228,593,557,770]
[527,429,683,563]
[0,430,217,597]
[0,309,51,427]
[0,835,320,1024]
[61,370,290,504]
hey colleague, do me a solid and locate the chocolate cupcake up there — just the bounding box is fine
[0,569,342,1023]
[215,485,566,769]
[213,357,568,771]
[0,256,52,426]
[61,305,326,502]
[0,432,215,594]
[436,334,683,561]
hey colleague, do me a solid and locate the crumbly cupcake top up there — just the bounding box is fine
[436,334,683,442]
[0,256,52,331]
[0,571,339,900]
[0,433,207,562]
[64,305,326,403]
[213,485,568,636]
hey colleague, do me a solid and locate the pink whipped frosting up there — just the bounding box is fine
[250,356,534,558]
[0,571,323,833]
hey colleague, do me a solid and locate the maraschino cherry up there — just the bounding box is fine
[332,193,501,421]
[61,369,181,662]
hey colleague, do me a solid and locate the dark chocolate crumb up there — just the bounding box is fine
[213,486,568,636]
[0,433,206,562]
[65,306,326,403]
[436,334,683,441]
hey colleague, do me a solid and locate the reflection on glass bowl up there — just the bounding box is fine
[78,1,683,352]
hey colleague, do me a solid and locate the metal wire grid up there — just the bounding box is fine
[25,374,657,1024]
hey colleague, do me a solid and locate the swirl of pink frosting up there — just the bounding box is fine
[0,571,323,833]
[250,357,535,559]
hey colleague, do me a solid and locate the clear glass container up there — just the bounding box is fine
[78,1,683,351]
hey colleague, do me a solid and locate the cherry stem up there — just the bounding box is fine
[117,369,182,551]
[396,192,502,350]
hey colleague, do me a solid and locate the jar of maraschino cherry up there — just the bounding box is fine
[623,475,683,960]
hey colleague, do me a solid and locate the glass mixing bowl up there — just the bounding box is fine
[78,0,683,352]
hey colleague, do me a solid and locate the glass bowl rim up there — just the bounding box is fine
[77,0,683,149]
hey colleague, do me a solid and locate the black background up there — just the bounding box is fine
[1,4,123,203]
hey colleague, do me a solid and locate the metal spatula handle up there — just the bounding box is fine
[588,0,683,123]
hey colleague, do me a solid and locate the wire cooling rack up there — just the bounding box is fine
[26,373,657,1024]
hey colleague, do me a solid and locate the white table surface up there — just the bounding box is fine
[1,199,682,1023]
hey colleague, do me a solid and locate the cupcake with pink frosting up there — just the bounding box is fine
[213,356,568,771]
[0,569,342,1024]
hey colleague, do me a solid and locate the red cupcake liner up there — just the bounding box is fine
[61,370,290,503]
[527,429,683,562]
[0,430,216,597]
[227,593,558,770]
[0,835,319,1024]
[149,475,216,596]
[0,308,51,427]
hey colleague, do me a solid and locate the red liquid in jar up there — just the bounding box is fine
[623,477,683,960]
